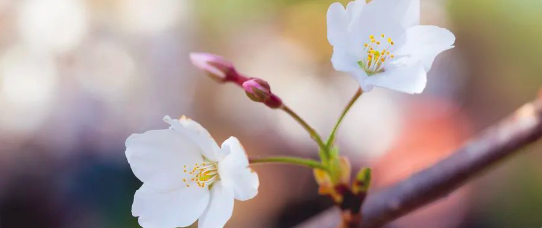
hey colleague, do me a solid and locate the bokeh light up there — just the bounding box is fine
[0,45,57,133]
[17,0,89,53]
[73,40,136,100]
[116,0,189,34]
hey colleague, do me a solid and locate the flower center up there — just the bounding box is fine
[358,34,395,75]
[183,162,219,188]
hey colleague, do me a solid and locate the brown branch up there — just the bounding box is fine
[296,94,542,228]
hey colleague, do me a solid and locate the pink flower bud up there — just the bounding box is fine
[242,78,283,108]
[189,52,247,84]
[243,78,271,101]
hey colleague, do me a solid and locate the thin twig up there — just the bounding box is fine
[296,94,542,228]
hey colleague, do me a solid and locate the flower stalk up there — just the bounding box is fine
[327,88,363,148]
[281,105,327,155]
[249,156,328,171]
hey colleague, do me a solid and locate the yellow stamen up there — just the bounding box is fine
[358,34,396,74]
[184,162,219,188]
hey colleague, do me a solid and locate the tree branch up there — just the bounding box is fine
[296,94,542,228]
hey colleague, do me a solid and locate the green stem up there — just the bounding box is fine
[326,88,363,147]
[249,156,329,171]
[281,105,327,152]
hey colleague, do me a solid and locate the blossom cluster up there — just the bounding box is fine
[125,0,454,227]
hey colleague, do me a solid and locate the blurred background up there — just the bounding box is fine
[0,0,541,227]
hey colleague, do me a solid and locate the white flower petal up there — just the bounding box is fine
[219,137,249,168]
[397,0,420,29]
[198,181,235,228]
[132,184,210,228]
[350,0,409,44]
[230,168,259,201]
[328,1,367,56]
[327,1,367,49]
[364,61,426,94]
[332,48,376,92]
[327,2,349,48]
[126,129,203,190]
[358,79,375,92]
[347,0,365,23]
[345,0,362,17]
[218,137,259,201]
[164,115,226,161]
[395,25,455,71]
[331,48,359,73]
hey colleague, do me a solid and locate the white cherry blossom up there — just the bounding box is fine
[126,116,259,228]
[327,0,455,94]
